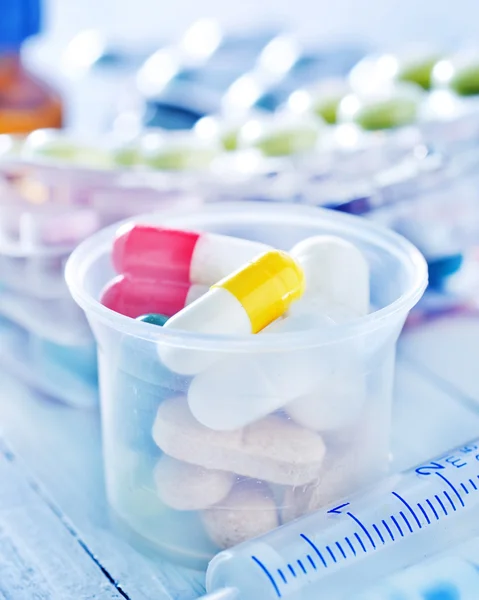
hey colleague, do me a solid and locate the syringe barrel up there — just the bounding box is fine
[205,439,479,600]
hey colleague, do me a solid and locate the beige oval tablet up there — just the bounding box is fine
[201,481,279,548]
[152,397,326,486]
[154,455,235,511]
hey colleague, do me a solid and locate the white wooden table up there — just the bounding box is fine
[1,311,479,599]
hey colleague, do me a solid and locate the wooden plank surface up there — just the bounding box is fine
[0,439,122,600]
[0,325,478,599]
[0,375,204,600]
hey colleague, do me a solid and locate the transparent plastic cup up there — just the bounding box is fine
[65,201,427,570]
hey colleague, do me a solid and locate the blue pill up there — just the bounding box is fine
[137,313,169,326]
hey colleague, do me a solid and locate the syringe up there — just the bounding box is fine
[198,437,479,599]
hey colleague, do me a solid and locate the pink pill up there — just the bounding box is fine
[100,274,207,318]
[112,224,270,286]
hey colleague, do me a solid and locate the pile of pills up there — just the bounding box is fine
[99,223,385,560]
[1,47,478,222]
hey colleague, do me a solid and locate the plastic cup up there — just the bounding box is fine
[65,201,427,570]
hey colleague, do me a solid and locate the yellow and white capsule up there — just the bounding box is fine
[158,250,305,375]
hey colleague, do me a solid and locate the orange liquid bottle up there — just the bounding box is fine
[0,0,62,134]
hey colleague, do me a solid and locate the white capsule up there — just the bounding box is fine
[188,301,361,431]
[153,455,235,511]
[290,235,370,315]
[158,250,305,375]
[285,366,366,432]
[188,349,325,430]
[159,287,251,375]
[201,481,279,549]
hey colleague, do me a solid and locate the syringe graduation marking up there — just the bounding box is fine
[434,494,448,516]
[399,512,413,533]
[297,559,307,574]
[326,546,337,563]
[417,503,431,524]
[426,499,439,520]
[382,519,395,541]
[392,492,422,529]
[436,472,465,507]
[390,515,404,537]
[443,491,456,512]
[347,512,376,549]
[251,454,479,598]
[336,542,347,558]
[301,534,327,568]
[354,533,367,552]
[251,556,281,598]
[372,524,385,544]
[345,537,356,556]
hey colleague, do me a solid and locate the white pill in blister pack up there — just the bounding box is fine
[152,397,326,486]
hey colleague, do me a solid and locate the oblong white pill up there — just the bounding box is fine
[188,310,362,432]
[186,297,340,431]
[290,235,370,315]
[153,455,235,511]
[285,369,366,432]
[152,397,326,486]
[201,481,279,548]
[187,350,325,431]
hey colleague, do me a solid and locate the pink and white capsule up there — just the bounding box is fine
[112,224,271,286]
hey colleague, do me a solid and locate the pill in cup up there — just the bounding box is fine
[65,201,427,570]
